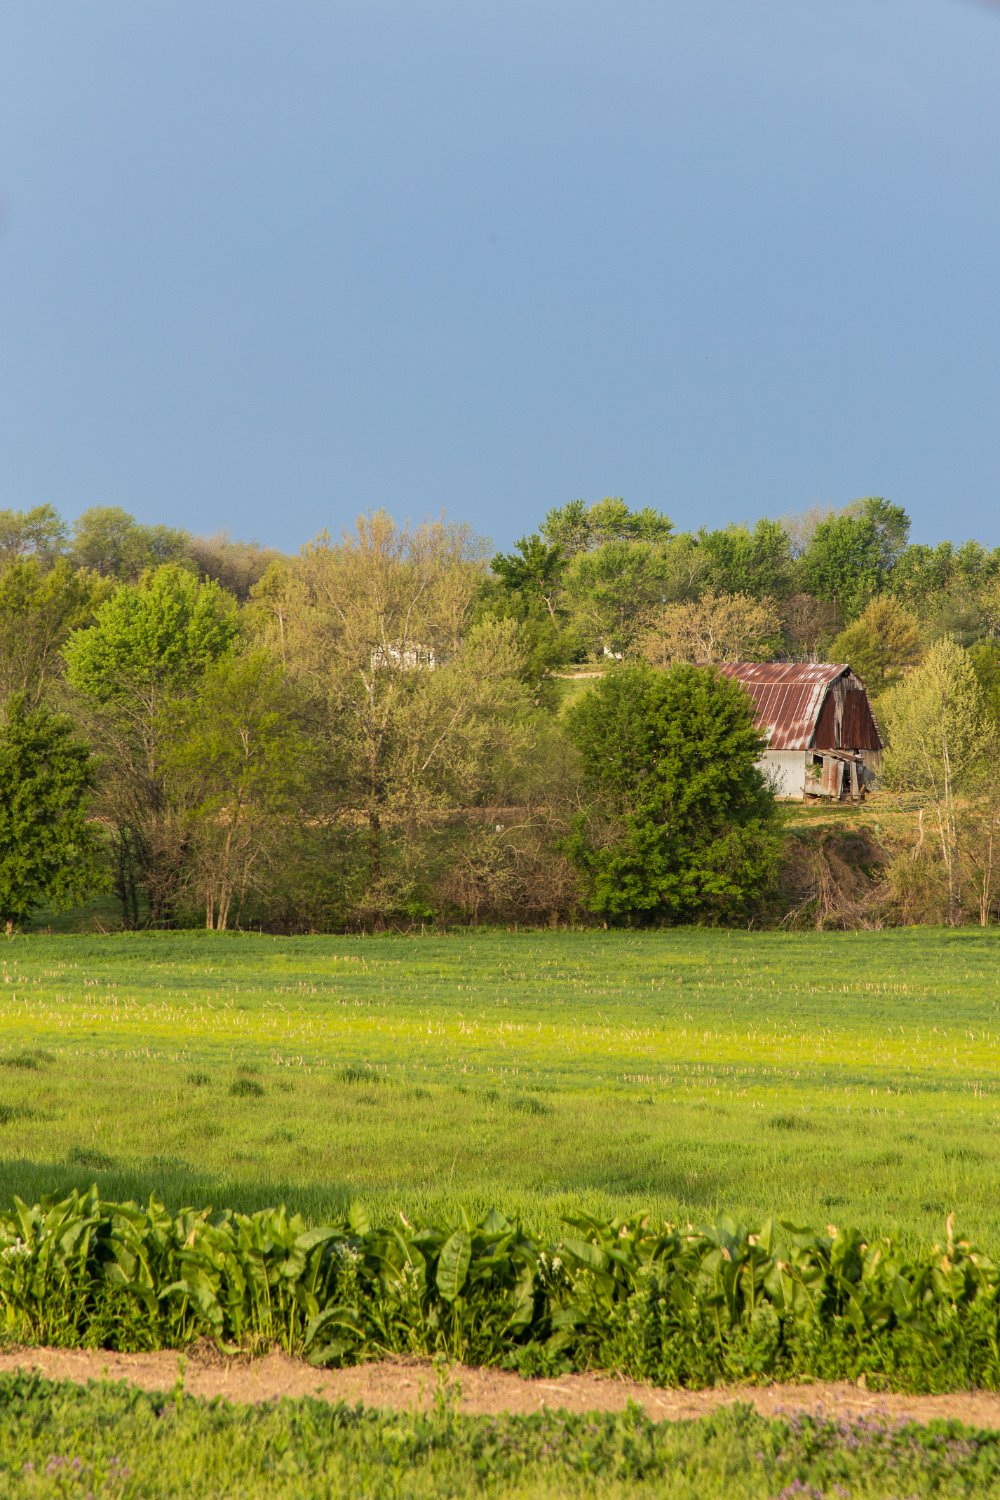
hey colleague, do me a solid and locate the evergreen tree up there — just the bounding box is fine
[0,695,103,928]
[566,664,780,922]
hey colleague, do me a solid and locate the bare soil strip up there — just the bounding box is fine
[2,1348,1000,1428]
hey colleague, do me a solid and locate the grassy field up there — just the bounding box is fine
[0,927,999,1244]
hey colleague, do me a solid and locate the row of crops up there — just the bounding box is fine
[3,1189,999,1390]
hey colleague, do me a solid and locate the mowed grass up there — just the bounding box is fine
[0,927,999,1242]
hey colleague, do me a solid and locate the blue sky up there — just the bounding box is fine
[2,0,999,552]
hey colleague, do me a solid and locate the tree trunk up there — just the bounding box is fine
[367,807,382,886]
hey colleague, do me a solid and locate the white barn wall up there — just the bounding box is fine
[759,750,808,800]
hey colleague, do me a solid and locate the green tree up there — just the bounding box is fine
[162,653,313,930]
[0,695,103,928]
[0,504,67,566]
[829,595,923,697]
[566,664,780,922]
[484,534,579,682]
[248,514,537,920]
[0,558,109,706]
[698,519,793,600]
[891,539,995,643]
[69,506,192,581]
[490,534,565,620]
[64,565,238,710]
[64,565,238,925]
[880,638,989,924]
[799,498,910,621]
[564,541,672,657]
[968,640,1000,722]
[542,498,673,556]
[657,531,712,603]
[889,542,956,610]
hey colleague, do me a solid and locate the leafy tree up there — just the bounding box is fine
[64,565,238,925]
[539,499,592,558]
[0,504,67,566]
[698,519,793,600]
[829,595,923,696]
[968,640,1000,722]
[542,498,673,556]
[249,514,536,917]
[880,639,989,924]
[433,713,581,925]
[798,498,910,621]
[953,539,1000,588]
[0,695,103,928]
[566,664,780,922]
[564,541,672,657]
[639,592,782,667]
[586,497,673,547]
[862,497,911,565]
[0,559,110,706]
[888,538,1000,644]
[490,534,565,620]
[472,583,579,696]
[162,653,313,930]
[64,565,238,710]
[187,532,284,602]
[484,534,579,684]
[889,542,957,609]
[657,531,712,603]
[971,572,1000,643]
[69,506,192,581]
[890,540,997,643]
[780,505,833,559]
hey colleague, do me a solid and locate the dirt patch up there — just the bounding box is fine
[2,1347,1000,1428]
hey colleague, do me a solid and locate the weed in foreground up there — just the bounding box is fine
[64,1146,114,1171]
[230,1077,265,1099]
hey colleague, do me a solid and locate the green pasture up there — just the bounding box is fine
[0,928,999,1242]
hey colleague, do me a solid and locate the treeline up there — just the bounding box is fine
[2,496,1000,932]
[489,494,1000,696]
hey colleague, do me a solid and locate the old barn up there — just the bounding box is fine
[717,662,883,801]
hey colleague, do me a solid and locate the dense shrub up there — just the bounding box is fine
[566,665,781,923]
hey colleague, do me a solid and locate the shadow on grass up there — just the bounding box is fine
[0,1158,357,1222]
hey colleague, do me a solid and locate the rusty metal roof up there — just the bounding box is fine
[717,662,850,750]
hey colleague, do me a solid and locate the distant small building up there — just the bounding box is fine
[717,662,883,801]
[370,642,438,672]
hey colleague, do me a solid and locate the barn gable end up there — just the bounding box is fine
[717,662,882,801]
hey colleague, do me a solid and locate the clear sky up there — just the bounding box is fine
[2,0,999,553]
